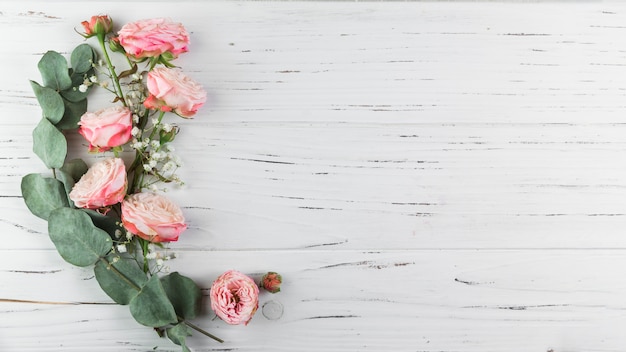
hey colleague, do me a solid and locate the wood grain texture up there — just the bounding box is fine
[2,1,626,351]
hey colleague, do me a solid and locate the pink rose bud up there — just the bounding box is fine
[81,15,113,38]
[78,106,133,152]
[210,270,259,325]
[261,272,282,293]
[144,67,207,118]
[121,192,187,243]
[117,18,189,59]
[69,158,127,209]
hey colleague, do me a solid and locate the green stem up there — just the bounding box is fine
[148,110,166,140]
[140,238,150,273]
[98,257,141,291]
[181,319,224,343]
[98,36,127,107]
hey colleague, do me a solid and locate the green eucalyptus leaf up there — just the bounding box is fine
[48,207,112,267]
[94,254,148,305]
[21,173,69,220]
[30,80,65,123]
[129,275,178,327]
[60,158,89,182]
[81,209,124,239]
[38,51,72,91]
[56,98,87,130]
[32,118,67,169]
[55,169,75,207]
[60,71,92,103]
[71,44,95,74]
[166,324,192,352]
[161,272,202,320]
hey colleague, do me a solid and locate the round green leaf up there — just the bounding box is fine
[60,72,92,103]
[130,275,178,327]
[55,169,75,207]
[38,51,72,91]
[161,272,202,320]
[166,324,192,352]
[95,255,148,305]
[82,209,124,238]
[21,173,69,220]
[48,208,112,267]
[56,98,87,130]
[30,80,65,123]
[60,158,89,182]
[33,117,67,169]
[71,44,95,74]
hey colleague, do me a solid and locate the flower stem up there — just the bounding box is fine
[98,36,127,107]
[181,319,224,343]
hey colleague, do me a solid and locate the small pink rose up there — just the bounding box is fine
[144,67,206,118]
[260,272,282,293]
[117,18,189,59]
[78,106,132,152]
[81,15,113,38]
[69,158,127,209]
[121,192,186,243]
[210,270,259,325]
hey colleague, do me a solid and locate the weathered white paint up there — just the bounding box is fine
[2,2,626,352]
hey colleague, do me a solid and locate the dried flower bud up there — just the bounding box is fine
[260,272,282,293]
[109,36,125,53]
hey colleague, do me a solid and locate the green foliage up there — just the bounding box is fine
[38,51,72,91]
[55,169,76,207]
[161,272,202,320]
[30,80,65,123]
[60,158,89,182]
[57,93,88,130]
[94,254,149,305]
[129,275,178,327]
[48,208,112,267]
[32,118,67,169]
[167,324,192,352]
[21,173,69,220]
[71,44,96,74]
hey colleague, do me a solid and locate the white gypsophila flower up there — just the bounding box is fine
[146,252,157,260]
[78,84,88,93]
[100,81,109,88]
[149,184,159,192]
[149,159,157,168]
[151,117,159,125]
[162,161,176,172]
[133,115,139,123]
[162,123,173,133]
[151,152,163,160]
[114,229,122,239]
[132,74,140,81]
[126,231,133,241]
[131,127,141,137]
[143,164,152,171]
[156,259,164,267]
[151,140,160,149]
[89,76,98,83]
[116,244,127,253]
[166,144,175,152]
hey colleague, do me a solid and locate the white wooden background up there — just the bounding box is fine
[2,1,626,351]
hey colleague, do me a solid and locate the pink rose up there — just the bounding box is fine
[69,158,127,209]
[117,18,189,59]
[78,106,132,152]
[121,192,187,243]
[210,270,259,325]
[144,67,206,118]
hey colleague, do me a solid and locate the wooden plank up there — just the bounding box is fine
[2,249,626,351]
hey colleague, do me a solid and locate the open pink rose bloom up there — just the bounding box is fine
[210,270,259,325]
[118,18,189,59]
[121,192,187,242]
[69,158,127,209]
[78,106,132,152]
[144,67,207,118]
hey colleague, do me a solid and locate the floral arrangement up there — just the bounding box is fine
[21,15,282,351]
